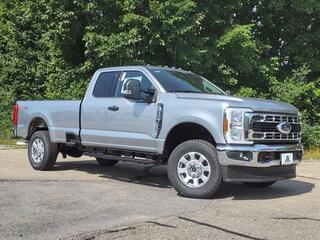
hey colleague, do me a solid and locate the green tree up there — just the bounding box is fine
[0,0,319,148]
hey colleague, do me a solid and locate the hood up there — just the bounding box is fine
[175,93,298,114]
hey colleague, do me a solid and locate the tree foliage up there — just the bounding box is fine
[0,0,319,147]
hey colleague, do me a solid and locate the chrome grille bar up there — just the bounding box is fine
[264,115,300,123]
[244,113,301,142]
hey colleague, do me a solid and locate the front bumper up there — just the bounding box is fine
[216,143,303,182]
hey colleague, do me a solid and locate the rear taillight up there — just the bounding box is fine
[12,104,19,127]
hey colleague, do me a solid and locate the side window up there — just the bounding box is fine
[93,71,120,97]
[115,71,154,98]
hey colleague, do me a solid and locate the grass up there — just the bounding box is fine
[304,148,320,160]
[0,138,17,145]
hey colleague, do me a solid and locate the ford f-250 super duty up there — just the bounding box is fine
[12,66,303,198]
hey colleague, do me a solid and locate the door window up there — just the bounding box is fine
[115,71,154,99]
[93,71,121,97]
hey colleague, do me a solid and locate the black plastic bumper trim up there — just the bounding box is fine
[222,165,296,182]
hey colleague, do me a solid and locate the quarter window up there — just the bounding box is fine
[93,71,120,97]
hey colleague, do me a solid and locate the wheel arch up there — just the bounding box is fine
[27,116,50,140]
[162,121,216,158]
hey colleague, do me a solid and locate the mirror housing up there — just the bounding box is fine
[143,88,156,95]
[143,88,156,102]
[122,79,141,100]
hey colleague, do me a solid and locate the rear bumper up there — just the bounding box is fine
[216,143,302,182]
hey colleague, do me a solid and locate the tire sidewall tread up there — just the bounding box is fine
[28,131,58,170]
[167,140,222,198]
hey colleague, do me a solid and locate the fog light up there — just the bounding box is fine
[227,151,253,161]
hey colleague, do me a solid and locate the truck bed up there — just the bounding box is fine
[16,100,81,143]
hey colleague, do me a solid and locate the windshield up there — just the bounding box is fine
[150,69,226,95]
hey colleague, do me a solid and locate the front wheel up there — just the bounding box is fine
[28,131,58,170]
[167,140,222,198]
[243,181,276,188]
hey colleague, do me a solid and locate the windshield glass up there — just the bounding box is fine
[150,69,226,95]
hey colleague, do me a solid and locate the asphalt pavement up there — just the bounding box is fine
[0,149,319,240]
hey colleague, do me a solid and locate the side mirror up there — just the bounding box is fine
[143,88,156,95]
[122,79,141,100]
[142,88,156,102]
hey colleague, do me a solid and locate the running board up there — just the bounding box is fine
[83,152,161,165]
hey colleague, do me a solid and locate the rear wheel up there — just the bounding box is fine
[28,131,58,170]
[243,181,276,188]
[96,158,118,166]
[167,140,222,198]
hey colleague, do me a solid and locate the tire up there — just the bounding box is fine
[167,140,222,198]
[96,158,119,166]
[243,181,276,188]
[28,130,58,170]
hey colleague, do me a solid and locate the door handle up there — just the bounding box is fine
[108,105,119,111]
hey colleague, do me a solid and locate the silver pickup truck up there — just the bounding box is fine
[13,66,303,198]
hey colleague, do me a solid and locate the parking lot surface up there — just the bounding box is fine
[0,149,319,240]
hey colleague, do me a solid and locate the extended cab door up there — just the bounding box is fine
[105,70,158,152]
[80,71,121,147]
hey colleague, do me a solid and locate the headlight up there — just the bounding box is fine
[224,107,253,144]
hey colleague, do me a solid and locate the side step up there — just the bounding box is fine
[83,152,162,165]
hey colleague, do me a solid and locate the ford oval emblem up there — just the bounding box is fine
[277,122,292,134]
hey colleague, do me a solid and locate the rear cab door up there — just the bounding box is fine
[80,70,121,147]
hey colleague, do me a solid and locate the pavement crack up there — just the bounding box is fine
[60,226,135,240]
[178,216,267,240]
[106,226,136,233]
[146,221,177,228]
[273,217,320,222]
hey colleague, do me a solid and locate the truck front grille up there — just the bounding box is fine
[245,113,301,143]
[252,122,301,132]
